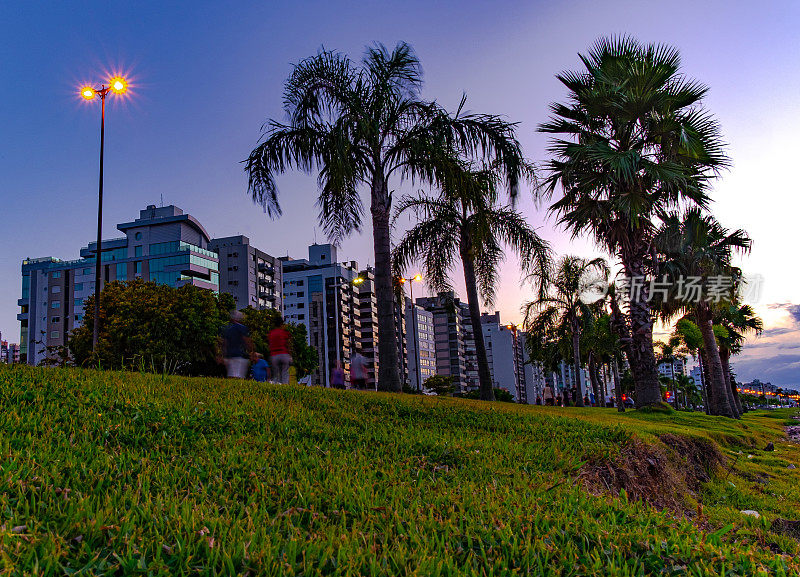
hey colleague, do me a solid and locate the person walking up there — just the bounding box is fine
[268,318,292,384]
[221,310,251,379]
[251,352,269,383]
[543,385,554,406]
[330,360,345,389]
[350,351,368,390]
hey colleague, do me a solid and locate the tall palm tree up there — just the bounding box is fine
[524,256,609,407]
[654,208,751,418]
[539,36,729,408]
[716,302,763,415]
[393,168,550,401]
[245,42,527,392]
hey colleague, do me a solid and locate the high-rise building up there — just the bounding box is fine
[406,301,435,391]
[19,205,220,365]
[209,236,283,312]
[281,244,363,388]
[657,357,687,380]
[416,292,473,393]
[480,312,528,402]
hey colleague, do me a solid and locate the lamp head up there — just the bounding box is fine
[80,86,96,100]
[412,273,422,282]
[109,76,127,94]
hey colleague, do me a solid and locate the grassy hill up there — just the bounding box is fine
[0,365,798,575]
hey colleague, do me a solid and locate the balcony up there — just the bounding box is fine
[258,263,275,275]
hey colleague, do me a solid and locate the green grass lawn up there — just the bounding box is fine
[0,365,798,575]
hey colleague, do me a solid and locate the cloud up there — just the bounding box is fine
[767,303,800,324]
[734,302,800,385]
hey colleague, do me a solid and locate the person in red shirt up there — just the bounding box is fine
[268,319,292,384]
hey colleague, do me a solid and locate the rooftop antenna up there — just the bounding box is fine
[160,193,164,207]
[313,227,317,245]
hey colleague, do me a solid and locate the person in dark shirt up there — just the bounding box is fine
[220,311,252,378]
[268,318,292,384]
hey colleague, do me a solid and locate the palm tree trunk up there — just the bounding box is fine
[720,349,743,416]
[371,177,401,392]
[621,254,662,408]
[612,357,624,412]
[698,351,711,414]
[571,322,584,407]
[588,353,601,406]
[696,305,735,418]
[460,243,495,401]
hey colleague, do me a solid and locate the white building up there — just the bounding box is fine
[480,312,528,402]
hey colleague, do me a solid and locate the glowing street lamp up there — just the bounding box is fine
[399,274,424,391]
[79,76,129,353]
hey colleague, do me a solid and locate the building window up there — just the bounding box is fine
[135,232,142,240]
[74,282,83,291]
[51,271,61,279]
[51,301,60,309]
[75,315,82,322]
[51,286,61,293]
[298,314,305,320]
[135,246,143,257]
[74,298,83,307]
[297,291,304,297]
[51,331,60,339]
[83,268,92,275]
[134,261,142,274]
[51,317,60,323]
[296,280,304,286]
[116,263,126,279]
[297,303,305,309]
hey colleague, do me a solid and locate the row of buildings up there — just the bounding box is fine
[17,204,539,401]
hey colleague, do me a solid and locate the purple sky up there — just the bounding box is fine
[2,1,799,383]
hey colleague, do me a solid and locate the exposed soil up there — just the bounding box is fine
[787,425,800,443]
[580,434,725,514]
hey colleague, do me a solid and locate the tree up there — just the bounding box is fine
[245,42,528,392]
[654,208,751,418]
[523,256,609,407]
[424,374,456,396]
[540,37,729,408]
[715,302,763,415]
[393,168,550,401]
[70,279,230,374]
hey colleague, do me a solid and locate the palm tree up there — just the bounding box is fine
[539,37,729,408]
[654,208,751,418]
[716,302,763,415]
[671,318,708,412]
[393,168,550,401]
[524,256,609,407]
[245,42,527,392]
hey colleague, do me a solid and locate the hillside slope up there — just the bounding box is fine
[0,366,798,575]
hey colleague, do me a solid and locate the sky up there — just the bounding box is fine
[1,1,799,384]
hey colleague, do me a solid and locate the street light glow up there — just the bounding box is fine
[81,86,96,100]
[352,277,365,285]
[412,273,422,282]
[110,77,127,94]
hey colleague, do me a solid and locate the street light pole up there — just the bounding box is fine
[92,87,106,353]
[80,76,128,355]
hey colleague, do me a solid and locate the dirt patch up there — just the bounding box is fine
[580,434,725,514]
[772,518,800,539]
[787,425,800,442]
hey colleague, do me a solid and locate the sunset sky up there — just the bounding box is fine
[2,1,798,384]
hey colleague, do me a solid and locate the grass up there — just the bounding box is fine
[0,365,798,575]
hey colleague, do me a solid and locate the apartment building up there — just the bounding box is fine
[281,244,362,388]
[416,292,473,393]
[209,235,283,312]
[406,301,435,391]
[480,312,529,402]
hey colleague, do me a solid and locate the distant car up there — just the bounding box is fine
[623,397,635,408]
